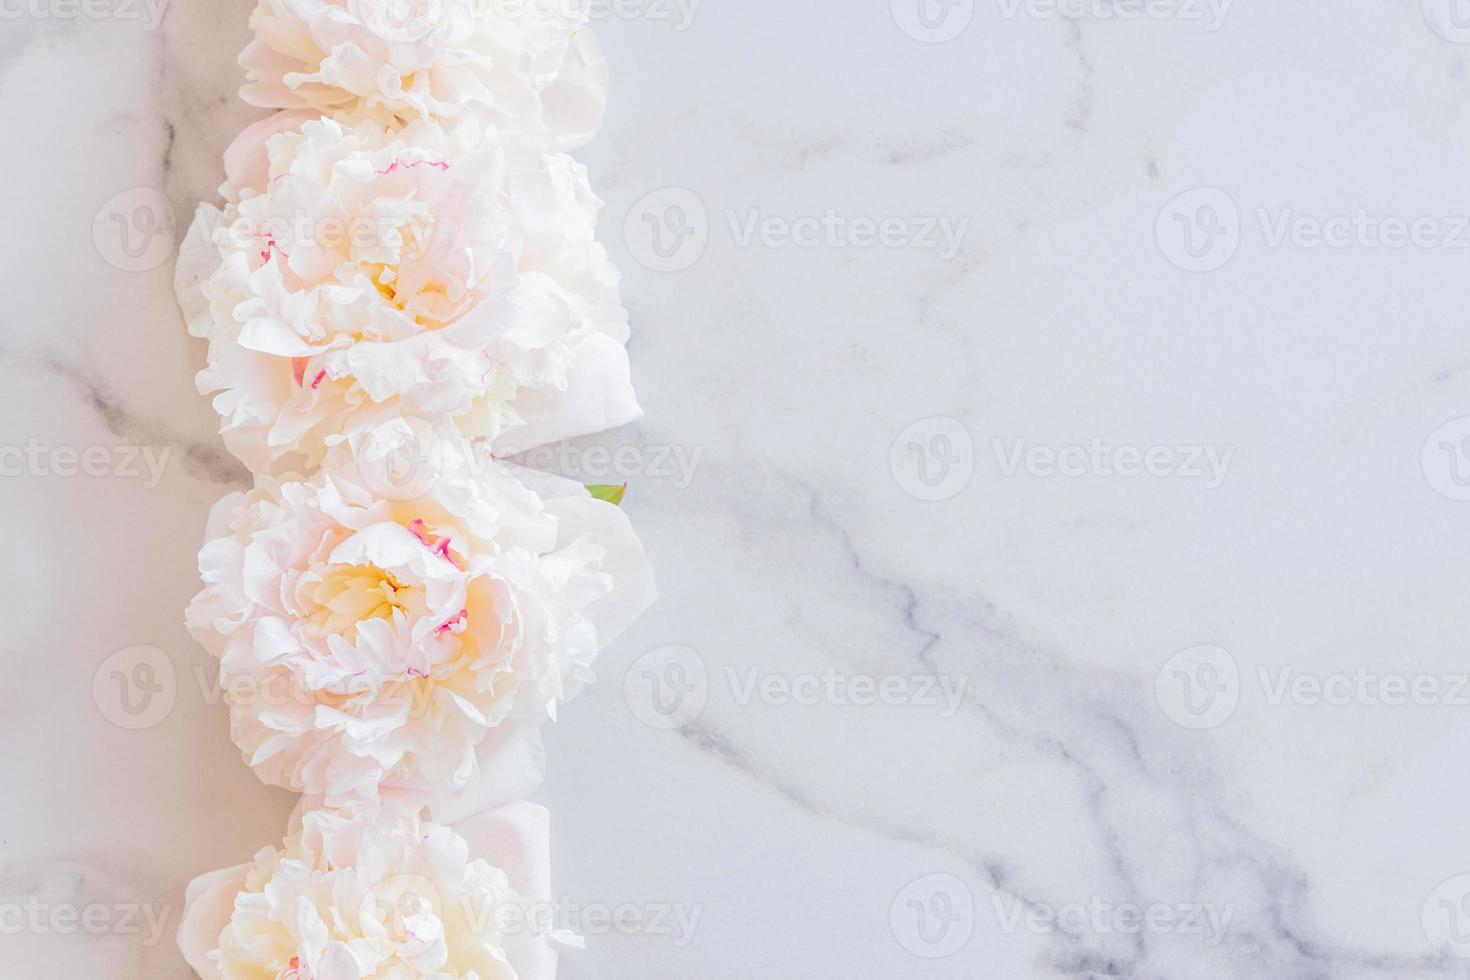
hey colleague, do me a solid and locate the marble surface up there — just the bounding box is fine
[11,1,1470,977]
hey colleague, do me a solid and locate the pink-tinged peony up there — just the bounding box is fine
[241,0,608,150]
[176,113,638,476]
[178,801,567,979]
[185,427,655,809]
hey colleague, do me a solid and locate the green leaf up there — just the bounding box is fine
[586,483,627,506]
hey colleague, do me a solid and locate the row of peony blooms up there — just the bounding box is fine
[174,4,650,977]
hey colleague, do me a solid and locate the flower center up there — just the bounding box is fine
[309,564,422,638]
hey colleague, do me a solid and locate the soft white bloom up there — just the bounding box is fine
[241,0,607,150]
[185,427,655,809]
[176,113,637,476]
[178,802,565,980]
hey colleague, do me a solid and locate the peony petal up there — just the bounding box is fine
[177,863,250,979]
[425,715,547,825]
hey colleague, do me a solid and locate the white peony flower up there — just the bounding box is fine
[176,112,638,477]
[240,0,608,150]
[178,801,566,980]
[185,426,655,810]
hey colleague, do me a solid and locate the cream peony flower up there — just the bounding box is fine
[240,0,608,150]
[178,802,564,980]
[185,426,655,810]
[176,113,638,477]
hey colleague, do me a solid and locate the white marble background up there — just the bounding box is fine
[9,0,1470,977]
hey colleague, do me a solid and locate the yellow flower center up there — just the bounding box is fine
[309,564,422,639]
